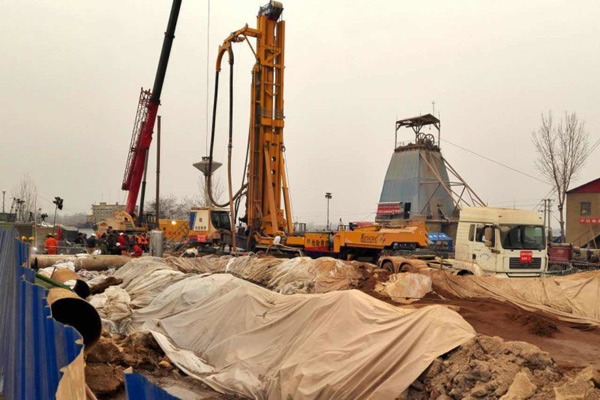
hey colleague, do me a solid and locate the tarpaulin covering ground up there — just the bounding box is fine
[136,274,475,400]
[166,255,363,294]
[427,269,600,326]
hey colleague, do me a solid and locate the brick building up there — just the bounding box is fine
[566,178,600,247]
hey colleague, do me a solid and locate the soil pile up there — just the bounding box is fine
[85,331,168,397]
[401,335,600,400]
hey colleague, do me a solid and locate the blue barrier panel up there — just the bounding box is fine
[125,374,182,400]
[0,229,84,400]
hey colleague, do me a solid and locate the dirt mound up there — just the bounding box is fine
[354,265,391,300]
[90,276,123,295]
[400,335,600,400]
[85,332,167,398]
[85,363,125,396]
[506,312,559,338]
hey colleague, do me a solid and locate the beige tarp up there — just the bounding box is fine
[166,255,363,294]
[139,274,475,400]
[375,273,432,303]
[428,270,600,326]
[114,257,187,308]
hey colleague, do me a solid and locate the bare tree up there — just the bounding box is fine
[145,177,226,221]
[532,112,589,241]
[11,174,37,222]
[146,195,180,219]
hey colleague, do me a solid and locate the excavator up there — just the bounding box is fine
[206,1,428,260]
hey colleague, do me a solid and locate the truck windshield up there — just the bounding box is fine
[211,211,231,230]
[499,225,545,250]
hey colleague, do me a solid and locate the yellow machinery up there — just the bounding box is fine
[207,1,428,259]
[188,207,230,246]
[95,210,147,236]
[95,210,188,242]
[158,218,189,242]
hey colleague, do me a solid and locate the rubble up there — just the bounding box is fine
[400,335,600,400]
[554,366,600,400]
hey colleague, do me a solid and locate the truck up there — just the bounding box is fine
[380,206,548,277]
[187,207,231,249]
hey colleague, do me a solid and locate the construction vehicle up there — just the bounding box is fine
[97,0,182,234]
[95,210,148,236]
[206,1,428,260]
[424,207,548,277]
[121,0,181,220]
[188,207,231,248]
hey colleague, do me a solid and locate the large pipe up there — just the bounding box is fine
[47,288,102,349]
[31,255,130,271]
[51,268,91,299]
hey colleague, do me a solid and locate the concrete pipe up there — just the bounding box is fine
[47,288,102,349]
[51,269,91,299]
[31,255,130,271]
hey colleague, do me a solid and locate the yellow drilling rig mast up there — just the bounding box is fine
[207,1,428,259]
[208,1,292,249]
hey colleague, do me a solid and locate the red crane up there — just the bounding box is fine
[121,0,182,217]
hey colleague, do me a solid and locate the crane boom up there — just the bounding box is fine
[122,0,182,216]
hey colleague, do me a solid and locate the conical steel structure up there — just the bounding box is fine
[376,114,484,237]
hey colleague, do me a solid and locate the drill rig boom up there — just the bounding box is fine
[209,1,293,245]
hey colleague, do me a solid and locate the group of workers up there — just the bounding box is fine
[44,229,150,258]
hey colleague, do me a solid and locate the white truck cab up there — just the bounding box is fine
[449,207,547,277]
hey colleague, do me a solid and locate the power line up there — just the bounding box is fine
[441,139,552,186]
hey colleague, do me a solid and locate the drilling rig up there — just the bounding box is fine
[207,1,428,260]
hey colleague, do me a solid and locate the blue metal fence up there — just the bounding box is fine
[125,374,182,400]
[0,229,83,400]
[0,229,183,399]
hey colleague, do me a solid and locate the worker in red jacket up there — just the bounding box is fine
[131,243,143,258]
[118,232,128,249]
[44,234,58,255]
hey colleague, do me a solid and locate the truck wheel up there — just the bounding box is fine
[382,261,394,273]
[399,263,411,273]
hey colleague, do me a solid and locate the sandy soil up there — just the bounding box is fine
[356,267,600,370]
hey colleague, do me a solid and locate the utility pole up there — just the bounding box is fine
[156,115,161,221]
[325,192,332,230]
[547,198,553,242]
[542,199,548,230]
[2,191,5,213]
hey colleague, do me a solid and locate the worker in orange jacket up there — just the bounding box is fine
[138,233,149,252]
[44,234,58,255]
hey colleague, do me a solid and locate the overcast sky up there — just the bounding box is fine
[1,0,599,226]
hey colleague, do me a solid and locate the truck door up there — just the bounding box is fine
[471,224,499,273]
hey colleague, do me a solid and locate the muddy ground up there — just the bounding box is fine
[357,267,600,370]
